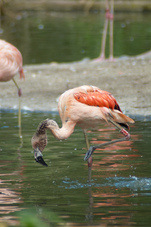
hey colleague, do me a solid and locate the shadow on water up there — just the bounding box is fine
[0,11,151,64]
[0,110,151,226]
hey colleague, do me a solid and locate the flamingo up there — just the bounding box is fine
[97,0,114,61]
[0,39,25,137]
[31,85,134,168]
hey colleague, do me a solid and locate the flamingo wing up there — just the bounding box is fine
[74,89,133,129]
[74,89,122,112]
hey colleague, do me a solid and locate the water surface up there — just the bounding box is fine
[0,111,151,226]
[1,11,151,64]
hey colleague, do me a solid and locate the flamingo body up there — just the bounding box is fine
[0,39,25,82]
[0,39,25,136]
[58,85,133,131]
[32,85,134,166]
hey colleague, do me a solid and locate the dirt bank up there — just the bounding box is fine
[0,52,151,119]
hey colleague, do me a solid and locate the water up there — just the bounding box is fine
[0,110,151,226]
[0,11,151,64]
[0,10,151,225]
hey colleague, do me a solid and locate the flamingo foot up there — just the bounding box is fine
[93,56,116,62]
[93,55,106,62]
[84,146,95,161]
[84,130,131,161]
[108,56,116,62]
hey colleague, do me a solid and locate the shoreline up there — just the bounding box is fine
[0,108,151,122]
[0,52,151,119]
[7,1,151,12]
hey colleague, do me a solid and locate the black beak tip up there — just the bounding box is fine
[35,156,48,167]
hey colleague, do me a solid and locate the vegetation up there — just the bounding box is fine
[2,0,151,13]
[18,208,65,227]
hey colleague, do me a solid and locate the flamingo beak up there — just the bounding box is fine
[34,147,48,167]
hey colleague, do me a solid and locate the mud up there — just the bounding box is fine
[0,52,151,119]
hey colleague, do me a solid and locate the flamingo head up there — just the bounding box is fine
[34,147,48,167]
[31,123,48,167]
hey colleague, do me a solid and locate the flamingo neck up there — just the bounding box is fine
[32,119,76,152]
[36,119,75,140]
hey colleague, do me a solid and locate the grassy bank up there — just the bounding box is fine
[2,0,151,13]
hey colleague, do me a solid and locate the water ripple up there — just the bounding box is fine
[60,176,151,191]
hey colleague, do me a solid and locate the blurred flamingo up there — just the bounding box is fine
[98,0,114,61]
[32,85,134,171]
[82,0,115,60]
[81,0,114,61]
[0,39,25,137]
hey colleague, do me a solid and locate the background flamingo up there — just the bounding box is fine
[83,0,114,60]
[32,85,134,172]
[0,39,25,137]
[98,0,114,61]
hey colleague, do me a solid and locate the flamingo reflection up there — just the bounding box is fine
[84,126,140,226]
[0,146,24,225]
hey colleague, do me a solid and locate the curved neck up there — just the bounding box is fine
[36,119,75,140]
[32,118,76,154]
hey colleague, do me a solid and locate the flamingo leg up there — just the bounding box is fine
[97,0,115,61]
[98,0,109,60]
[83,129,90,150]
[109,0,114,61]
[0,1,2,33]
[84,119,131,161]
[12,78,22,138]
[83,130,93,182]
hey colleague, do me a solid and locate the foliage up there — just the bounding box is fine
[18,208,64,227]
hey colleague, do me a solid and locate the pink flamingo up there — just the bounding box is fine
[0,39,25,136]
[32,85,134,169]
[97,0,114,61]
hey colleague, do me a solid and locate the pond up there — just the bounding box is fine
[0,110,151,226]
[0,11,151,64]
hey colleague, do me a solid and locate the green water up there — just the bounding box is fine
[1,11,151,64]
[0,111,151,226]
